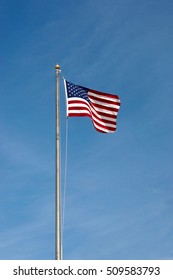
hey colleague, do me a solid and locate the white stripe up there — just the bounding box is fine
[92,106,118,116]
[68,102,90,110]
[91,114,116,128]
[68,99,118,118]
[68,103,116,128]
[88,91,120,103]
[68,97,89,104]
[89,97,119,109]
[93,122,115,133]
[68,109,90,115]
[91,108,116,121]
[68,105,116,128]
[68,97,120,114]
[89,105,115,119]
[68,103,117,123]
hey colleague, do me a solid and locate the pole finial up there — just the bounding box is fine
[55,64,60,70]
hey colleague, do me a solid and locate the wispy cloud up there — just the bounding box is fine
[0,123,53,175]
[63,191,173,259]
[0,194,54,259]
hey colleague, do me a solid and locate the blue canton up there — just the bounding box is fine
[66,82,90,103]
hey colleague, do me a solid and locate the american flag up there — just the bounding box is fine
[64,79,121,133]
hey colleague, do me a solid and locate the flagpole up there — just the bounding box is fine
[55,64,62,260]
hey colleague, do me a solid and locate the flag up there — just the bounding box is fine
[64,79,121,133]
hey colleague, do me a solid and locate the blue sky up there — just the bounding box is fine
[0,0,173,260]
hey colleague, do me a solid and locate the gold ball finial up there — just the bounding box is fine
[55,64,60,69]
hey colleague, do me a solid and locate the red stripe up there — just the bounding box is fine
[92,118,116,131]
[89,89,120,100]
[68,99,119,114]
[91,110,116,125]
[89,94,120,105]
[90,103,118,116]
[68,112,91,117]
[97,111,117,118]
[68,100,88,105]
[68,100,118,119]
[92,116,116,129]
[91,102,119,112]
[68,103,117,124]
[68,106,90,112]
[67,97,119,133]
[68,107,116,129]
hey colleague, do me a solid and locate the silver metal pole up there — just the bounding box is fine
[55,64,61,260]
